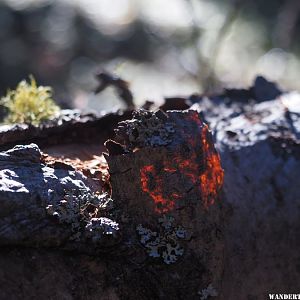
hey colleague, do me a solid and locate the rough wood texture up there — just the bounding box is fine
[189,91,300,298]
[211,93,300,299]
[0,89,299,299]
[0,109,132,151]
[106,110,224,299]
[0,144,119,253]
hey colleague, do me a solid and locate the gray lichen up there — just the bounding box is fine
[85,217,119,242]
[46,197,79,225]
[136,216,187,264]
[198,284,218,300]
[162,243,184,264]
[136,224,157,244]
[114,109,175,150]
[46,189,118,242]
[158,215,174,230]
[175,226,186,239]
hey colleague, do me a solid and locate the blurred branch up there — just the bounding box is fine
[95,71,135,109]
[185,0,242,93]
[206,0,242,91]
[274,0,300,49]
[184,0,211,85]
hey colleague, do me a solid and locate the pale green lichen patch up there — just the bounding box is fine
[46,189,118,242]
[0,76,60,126]
[136,216,187,264]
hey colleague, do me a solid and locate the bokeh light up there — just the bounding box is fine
[1,0,300,111]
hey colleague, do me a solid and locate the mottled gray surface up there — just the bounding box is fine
[210,93,300,299]
[0,143,118,250]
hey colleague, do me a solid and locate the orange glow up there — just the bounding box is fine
[200,125,224,208]
[141,164,175,213]
[140,113,224,213]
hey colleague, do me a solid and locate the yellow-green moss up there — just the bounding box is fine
[0,76,60,126]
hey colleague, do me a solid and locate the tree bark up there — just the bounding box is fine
[0,91,299,299]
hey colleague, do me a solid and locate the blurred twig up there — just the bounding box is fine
[206,0,242,92]
[185,0,242,93]
[184,0,211,86]
[274,0,300,50]
[95,71,135,109]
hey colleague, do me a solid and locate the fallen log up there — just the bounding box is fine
[0,109,225,299]
[0,87,299,299]
[0,109,132,151]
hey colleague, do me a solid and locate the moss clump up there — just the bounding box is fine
[0,76,60,126]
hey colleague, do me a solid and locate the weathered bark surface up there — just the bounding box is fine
[211,93,300,299]
[0,109,132,151]
[0,144,119,253]
[0,110,225,299]
[106,110,224,299]
[0,90,299,299]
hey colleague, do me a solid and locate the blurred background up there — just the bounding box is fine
[1,0,300,111]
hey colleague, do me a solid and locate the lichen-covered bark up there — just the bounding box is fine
[210,93,300,299]
[0,109,132,150]
[106,110,224,299]
[0,144,119,252]
[0,91,299,299]
[188,92,300,299]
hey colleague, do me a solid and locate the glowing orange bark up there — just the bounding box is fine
[140,114,223,213]
[200,124,224,208]
[140,164,175,213]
